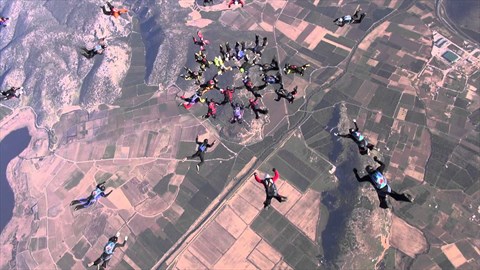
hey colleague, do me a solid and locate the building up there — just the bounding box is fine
[442,51,459,63]
[434,38,447,48]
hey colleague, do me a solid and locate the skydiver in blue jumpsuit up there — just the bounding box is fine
[87,232,127,269]
[70,182,112,211]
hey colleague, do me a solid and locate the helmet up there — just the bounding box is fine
[203,139,208,144]
[249,98,254,103]
[100,185,106,191]
[264,174,271,179]
[240,68,245,73]
[365,165,374,174]
[109,236,118,242]
[209,80,214,84]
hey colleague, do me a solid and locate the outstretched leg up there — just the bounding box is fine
[197,152,205,167]
[258,108,268,115]
[263,196,273,209]
[274,92,282,101]
[291,86,298,96]
[101,6,112,15]
[187,151,201,160]
[388,190,412,202]
[377,193,389,209]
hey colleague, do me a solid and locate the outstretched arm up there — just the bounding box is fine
[116,237,128,248]
[207,140,216,147]
[253,172,263,183]
[374,157,385,173]
[96,182,106,188]
[353,119,359,131]
[103,190,113,197]
[195,136,201,145]
[334,132,351,138]
[353,168,370,183]
[272,168,279,183]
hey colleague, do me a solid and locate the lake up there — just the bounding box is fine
[0,127,31,233]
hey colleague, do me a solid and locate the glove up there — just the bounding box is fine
[353,119,356,123]
[124,236,128,241]
[253,172,257,176]
[353,168,358,173]
[116,232,120,237]
[333,132,338,136]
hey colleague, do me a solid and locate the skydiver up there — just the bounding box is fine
[334,7,366,27]
[199,75,219,95]
[0,17,9,28]
[194,50,212,71]
[203,0,214,6]
[203,99,220,119]
[274,84,297,104]
[70,182,112,211]
[219,44,227,61]
[180,67,203,85]
[353,156,413,209]
[183,135,216,171]
[249,97,269,119]
[334,119,376,155]
[101,2,128,19]
[261,72,282,85]
[228,0,245,8]
[81,38,107,59]
[1,86,23,101]
[192,30,210,51]
[256,57,279,72]
[225,42,233,60]
[254,168,287,209]
[230,102,245,124]
[178,91,206,109]
[243,77,267,98]
[249,34,268,57]
[213,56,232,74]
[237,54,255,75]
[234,41,247,61]
[220,86,235,105]
[87,232,127,269]
[283,63,310,76]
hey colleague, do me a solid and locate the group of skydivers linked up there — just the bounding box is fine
[177,4,411,212]
[1,2,412,269]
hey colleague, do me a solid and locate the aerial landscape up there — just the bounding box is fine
[0,0,479,270]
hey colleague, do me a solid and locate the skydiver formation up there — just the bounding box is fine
[1,2,416,268]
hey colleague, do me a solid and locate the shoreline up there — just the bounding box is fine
[0,107,51,268]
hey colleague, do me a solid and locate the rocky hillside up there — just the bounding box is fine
[0,0,190,127]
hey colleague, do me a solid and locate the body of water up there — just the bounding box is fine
[0,127,32,233]
[319,105,361,267]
